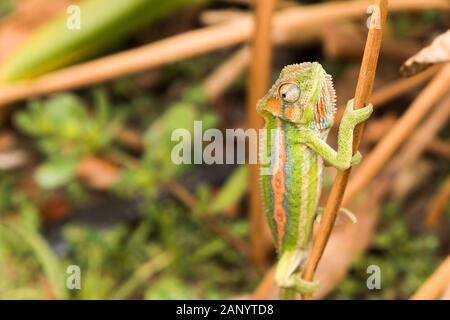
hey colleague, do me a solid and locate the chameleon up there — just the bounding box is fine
[257,62,373,297]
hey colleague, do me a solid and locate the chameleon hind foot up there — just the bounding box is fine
[275,250,320,295]
[351,151,362,165]
[282,275,320,294]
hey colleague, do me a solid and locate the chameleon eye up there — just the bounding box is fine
[279,83,300,103]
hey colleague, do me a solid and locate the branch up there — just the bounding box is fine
[425,176,450,228]
[343,64,450,207]
[302,0,388,300]
[247,0,277,267]
[1,0,448,106]
[410,255,450,300]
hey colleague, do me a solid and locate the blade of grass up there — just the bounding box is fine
[0,223,67,299]
[111,252,173,300]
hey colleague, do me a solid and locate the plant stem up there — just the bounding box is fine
[301,0,388,300]
[247,0,277,267]
[410,255,450,300]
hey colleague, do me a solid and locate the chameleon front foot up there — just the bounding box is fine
[343,99,373,125]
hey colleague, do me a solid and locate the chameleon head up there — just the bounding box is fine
[257,62,336,132]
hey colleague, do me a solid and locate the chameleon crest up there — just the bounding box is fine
[257,62,373,297]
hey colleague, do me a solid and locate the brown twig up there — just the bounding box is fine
[114,127,144,151]
[247,0,277,267]
[386,92,450,176]
[425,176,450,228]
[427,139,450,160]
[1,0,448,106]
[343,64,450,207]
[334,64,439,125]
[302,0,388,300]
[251,266,277,300]
[203,46,250,102]
[164,179,250,257]
[410,255,450,300]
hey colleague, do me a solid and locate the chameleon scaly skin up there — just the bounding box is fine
[257,62,373,295]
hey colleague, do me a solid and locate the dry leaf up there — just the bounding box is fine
[401,30,450,76]
[76,157,120,190]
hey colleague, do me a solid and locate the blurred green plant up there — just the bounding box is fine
[14,92,119,189]
[0,0,12,17]
[117,86,217,199]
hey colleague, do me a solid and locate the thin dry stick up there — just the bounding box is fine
[251,266,276,300]
[386,92,450,175]
[427,139,450,160]
[343,63,450,207]
[247,0,277,267]
[203,46,250,102]
[410,255,450,300]
[425,176,450,228]
[164,179,250,257]
[1,0,448,106]
[334,64,439,124]
[302,0,388,300]
[73,155,250,256]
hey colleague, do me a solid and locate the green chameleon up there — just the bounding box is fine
[257,62,373,297]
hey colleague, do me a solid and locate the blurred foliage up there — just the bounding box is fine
[1,80,253,299]
[331,201,439,300]
[0,187,254,299]
[15,93,119,189]
[116,85,217,199]
[0,0,12,17]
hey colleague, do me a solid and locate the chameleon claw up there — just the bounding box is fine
[338,207,357,224]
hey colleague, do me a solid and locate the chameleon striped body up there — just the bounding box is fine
[258,62,335,254]
[256,62,373,296]
[260,117,323,252]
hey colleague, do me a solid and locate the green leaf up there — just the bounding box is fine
[35,158,77,189]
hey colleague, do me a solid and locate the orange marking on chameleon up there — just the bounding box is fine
[271,119,287,249]
[267,97,282,116]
